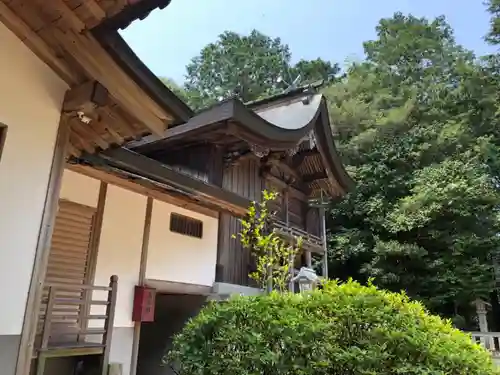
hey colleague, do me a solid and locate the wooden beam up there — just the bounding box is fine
[69,117,109,150]
[0,1,77,85]
[145,279,212,295]
[266,158,300,181]
[303,171,328,184]
[68,164,220,218]
[100,106,138,138]
[16,114,70,375]
[69,125,96,154]
[45,0,86,32]
[263,174,307,201]
[94,108,125,144]
[80,0,106,23]
[292,148,318,168]
[51,28,171,136]
[63,81,109,114]
[96,147,250,215]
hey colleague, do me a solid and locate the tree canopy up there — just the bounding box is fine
[166,8,500,325]
[486,0,500,45]
[181,29,338,109]
[325,13,500,323]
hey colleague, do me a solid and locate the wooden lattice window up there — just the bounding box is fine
[0,124,7,163]
[170,213,203,239]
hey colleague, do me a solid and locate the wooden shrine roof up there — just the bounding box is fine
[128,88,354,198]
[0,0,190,156]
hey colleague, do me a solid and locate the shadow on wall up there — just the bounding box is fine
[137,293,207,375]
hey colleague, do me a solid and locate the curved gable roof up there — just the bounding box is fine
[129,92,354,196]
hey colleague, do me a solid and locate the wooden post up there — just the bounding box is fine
[16,114,70,375]
[80,182,107,342]
[284,189,295,292]
[40,287,56,351]
[100,275,118,375]
[320,207,328,278]
[305,251,312,268]
[129,197,153,375]
[36,287,57,375]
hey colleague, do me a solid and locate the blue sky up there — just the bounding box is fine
[121,0,496,84]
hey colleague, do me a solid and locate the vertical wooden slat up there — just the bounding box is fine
[100,275,118,375]
[320,207,328,278]
[0,123,7,162]
[305,251,312,268]
[41,200,96,341]
[40,287,56,350]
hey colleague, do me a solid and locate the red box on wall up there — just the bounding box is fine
[132,285,156,322]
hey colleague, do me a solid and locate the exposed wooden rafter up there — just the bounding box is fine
[84,0,106,20]
[62,81,109,114]
[265,157,300,182]
[0,1,78,85]
[1,0,178,158]
[51,28,170,136]
[33,0,86,32]
[291,148,318,168]
[303,171,328,184]
[263,173,307,201]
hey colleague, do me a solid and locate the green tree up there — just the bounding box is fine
[486,0,500,45]
[183,29,338,109]
[325,13,500,322]
[159,77,191,105]
[167,281,497,375]
[234,190,302,292]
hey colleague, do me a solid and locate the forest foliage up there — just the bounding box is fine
[160,4,500,324]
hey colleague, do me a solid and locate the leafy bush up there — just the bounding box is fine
[167,280,498,375]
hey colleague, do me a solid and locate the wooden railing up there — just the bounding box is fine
[471,332,500,357]
[272,219,324,253]
[36,275,118,375]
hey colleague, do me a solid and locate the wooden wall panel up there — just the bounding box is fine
[151,144,219,183]
[217,159,264,286]
[306,207,321,237]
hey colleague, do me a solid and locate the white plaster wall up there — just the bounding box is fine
[147,200,219,286]
[59,171,146,328]
[0,22,67,335]
[60,169,100,208]
[96,185,146,327]
[59,171,145,375]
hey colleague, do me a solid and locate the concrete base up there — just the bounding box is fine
[493,356,500,367]
[211,282,262,300]
[109,327,134,375]
[0,335,20,375]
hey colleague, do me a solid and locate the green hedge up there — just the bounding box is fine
[167,280,498,374]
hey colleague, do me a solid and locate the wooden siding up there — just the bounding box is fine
[217,158,263,286]
[306,207,321,237]
[222,158,263,201]
[216,157,325,287]
[38,200,96,337]
[288,195,305,229]
[148,144,224,185]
